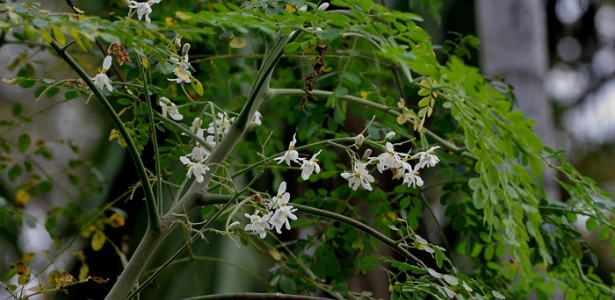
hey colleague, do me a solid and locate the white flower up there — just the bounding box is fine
[414,146,440,170]
[373,142,405,173]
[159,97,183,121]
[179,156,210,183]
[403,165,424,188]
[341,162,375,191]
[269,195,298,234]
[385,132,396,140]
[273,133,301,166]
[300,150,322,180]
[245,211,271,239]
[92,55,113,92]
[128,0,161,23]
[168,46,192,84]
[249,111,262,129]
[188,142,209,162]
[207,112,235,137]
[269,181,289,209]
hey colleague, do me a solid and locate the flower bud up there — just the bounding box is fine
[385,132,396,140]
[229,221,241,230]
[121,0,131,6]
[362,149,372,161]
[318,3,329,11]
[182,43,191,56]
[174,36,182,48]
[355,134,364,147]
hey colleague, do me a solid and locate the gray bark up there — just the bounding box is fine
[476,0,560,200]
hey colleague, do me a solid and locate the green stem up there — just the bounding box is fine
[48,40,161,231]
[137,54,164,217]
[269,88,472,157]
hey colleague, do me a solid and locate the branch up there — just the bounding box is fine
[269,88,473,158]
[105,30,299,300]
[48,40,161,231]
[182,293,334,300]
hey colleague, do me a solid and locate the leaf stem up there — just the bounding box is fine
[269,88,473,158]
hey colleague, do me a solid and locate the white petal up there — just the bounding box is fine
[103,55,112,71]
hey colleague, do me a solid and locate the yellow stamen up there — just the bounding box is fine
[289,145,295,150]
[354,173,361,178]
[313,159,319,162]
[102,68,108,73]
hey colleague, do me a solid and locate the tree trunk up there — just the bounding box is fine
[476,0,560,200]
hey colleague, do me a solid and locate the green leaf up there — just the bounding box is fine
[320,29,341,40]
[8,164,22,182]
[483,244,494,261]
[599,226,610,241]
[52,26,66,45]
[343,72,361,85]
[36,181,53,194]
[191,77,204,96]
[17,134,31,153]
[443,275,459,286]
[12,103,23,116]
[212,3,228,12]
[495,243,506,258]
[279,277,297,294]
[45,87,60,98]
[45,216,56,236]
[492,290,505,299]
[65,91,79,100]
[284,42,301,53]
[546,281,556,294]
[585,218,598,232]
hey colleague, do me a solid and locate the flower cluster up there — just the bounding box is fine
[274,133,322,180]
[178,111,261,182]
[340,135,441,191]
[245,182,298,238]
